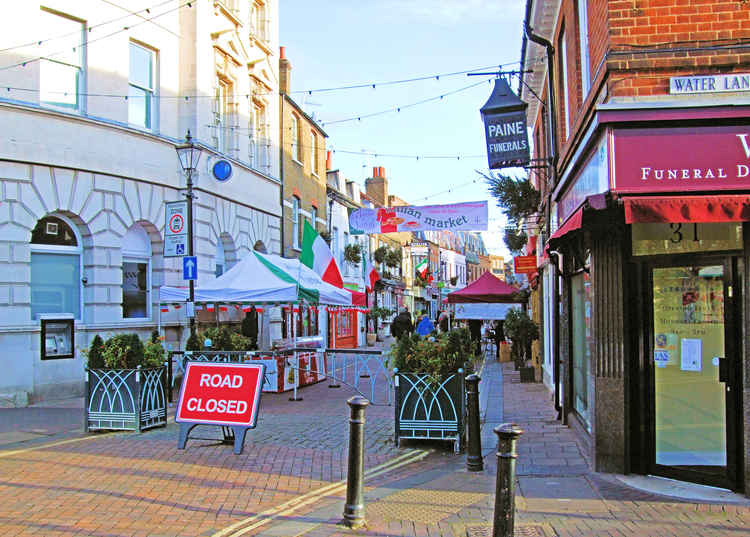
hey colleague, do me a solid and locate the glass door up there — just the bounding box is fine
[650,262,737,489]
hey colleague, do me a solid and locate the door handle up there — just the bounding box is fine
[718,357,730,383]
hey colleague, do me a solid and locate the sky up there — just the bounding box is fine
[279,0,528,258]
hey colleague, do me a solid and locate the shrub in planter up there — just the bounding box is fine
[343,243,362,264]
[230,332,255,351]
[200,326,233,350]
[101,333,145,369]
[390,328,475,382]
[504,309,539,380]
[85,334,105,369]
[186,331,201,351]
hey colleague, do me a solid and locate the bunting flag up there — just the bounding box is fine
[364,258,380,292]
[300,220,344,288]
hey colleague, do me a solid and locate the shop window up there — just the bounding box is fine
[122,224,152,319]
[215,240,225,277]
[128,42,156,129]
[570,269,591,429]
[30,215,82,320]
[39,8,85,111]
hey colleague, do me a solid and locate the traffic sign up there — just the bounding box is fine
[175,362,265,454]
[183,256,197,280]
[164,200,188,257]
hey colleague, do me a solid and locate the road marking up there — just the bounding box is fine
[0,432,115,459]
[212,448,430,537]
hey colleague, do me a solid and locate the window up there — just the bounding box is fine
[292,197,300,250]
[310,206,317,231]
[311,131,318,175]
[342,231,349,269]
[558,27,570,140]
[332,227,339,262]
[290,115,301,162]
[215,240,226,277]
[577,1,591,98]
[252,1,269,42]
[571,270,591,429]
[250,103,269,170]
[122,225,151,319]
[39,9,85,110]
[30,215,82,320]
[129,42,155,129]
[214,79,234,154]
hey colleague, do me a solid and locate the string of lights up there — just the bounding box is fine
[0,0,198,73]
[0,0,179,55]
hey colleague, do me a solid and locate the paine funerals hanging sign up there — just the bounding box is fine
[349,201,488,234]
[480,77,530,169]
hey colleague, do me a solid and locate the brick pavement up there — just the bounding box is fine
[3,349,750,536]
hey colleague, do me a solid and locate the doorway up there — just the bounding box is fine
[648,259,740,490]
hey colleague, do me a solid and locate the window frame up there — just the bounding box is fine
[39,8,86,112]
[121,224,152,321]
[128,41,157,130]
[311,130,318,176]
[290,114,302,164]
[292,196,301,250]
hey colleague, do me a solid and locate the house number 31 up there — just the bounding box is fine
[669,223,699,243]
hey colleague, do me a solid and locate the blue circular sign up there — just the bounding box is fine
[212,160,233,182]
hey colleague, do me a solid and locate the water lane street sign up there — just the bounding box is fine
[164,200,188,257]
[176,362,265,454]
[183,256,197,280]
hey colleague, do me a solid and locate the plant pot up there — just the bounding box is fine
[366,333,377,346]
[376,326,386,341]
[519,366,536,383]
[394,371,465,453]
[85,366,168,432]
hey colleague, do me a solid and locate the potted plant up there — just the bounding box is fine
[369,306,392,342]
[385,248,401,270]
[343,243,362,265]
[373,246,388,265]
[389,328,477,452]
[503,309,539,382]
[84,330,168,432]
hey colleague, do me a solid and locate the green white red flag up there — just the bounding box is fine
[415,258,429,278]
[364,258,380,293]
[300,220,344,289]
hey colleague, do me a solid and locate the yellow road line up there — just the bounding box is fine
[0,432,116,459]
[212,448,430,537]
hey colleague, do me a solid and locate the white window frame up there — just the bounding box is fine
[215,239,226,277]
[30,214,83,320]
[560,29,571,140]
[290,114,301,164]
[128,41,156,130]
[122,225,152,321]
[311,131,318,176]
[39,8,86,112]
[577,0,591,98]
[292,197,300,250]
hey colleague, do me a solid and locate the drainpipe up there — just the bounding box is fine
[524,0,562,419]
[279,95,285,257]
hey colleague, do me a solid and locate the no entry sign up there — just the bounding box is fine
[176,362,265,454]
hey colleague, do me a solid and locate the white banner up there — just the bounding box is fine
[454,303,520,320]
[349,201,487,234]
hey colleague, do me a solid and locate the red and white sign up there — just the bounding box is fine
[614,125,750,193]
[513,255,537,274]
[176,362,264,427]
[168,213,185,234]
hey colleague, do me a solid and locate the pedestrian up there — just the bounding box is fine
[390,308,414,340]
[492,319,505,360]
[468,318,482,356]
[415,314,435,336]
[438,310,450,333]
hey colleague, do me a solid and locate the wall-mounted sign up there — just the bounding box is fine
[164,200,188,257]
[670,73,750,95]
[613,125,750,193]
[212,160,233,181]
[513,255,537,274]
[349,201,487,234]
[480,77,530,169]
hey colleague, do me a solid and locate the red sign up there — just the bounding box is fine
[176,362,264,427]
[514,255,537,274]
[613,125,750,193]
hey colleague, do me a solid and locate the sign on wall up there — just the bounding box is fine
[164,200,188,257]
[176,362,265,454]
[480,77,530,169]
[349,201,488,234]
[513,255,537,274]
[670,73,750,95]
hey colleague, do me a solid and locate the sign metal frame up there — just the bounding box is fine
[164,200,188,258]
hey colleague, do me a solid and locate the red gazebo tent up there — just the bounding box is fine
[447,271,524,303]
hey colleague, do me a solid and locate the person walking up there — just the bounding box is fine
[491,319,505,360]
[390,308,414,340]
[468,318,482,356]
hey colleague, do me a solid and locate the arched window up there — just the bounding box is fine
[30,215,82,319]
[122,224,152,319]
[215,240,226,277]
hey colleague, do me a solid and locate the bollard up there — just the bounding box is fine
[492,423,524,537]
[465,373,483,471]
[343,396,369,529]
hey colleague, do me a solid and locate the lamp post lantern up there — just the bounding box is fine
[175,130,202,338]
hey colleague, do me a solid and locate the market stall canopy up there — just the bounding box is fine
[159,251,352,305]
[446,271,523,304]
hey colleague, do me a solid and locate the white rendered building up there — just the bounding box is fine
[0,0,280,404]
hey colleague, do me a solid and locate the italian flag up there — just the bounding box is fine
[301,220,344,288]
[364,258,380,292]
[415,258,429,279]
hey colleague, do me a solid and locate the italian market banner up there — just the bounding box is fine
[454,303,520,320]
[349,201,488,234]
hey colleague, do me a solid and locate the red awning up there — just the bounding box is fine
[548,208,583,244]
[345,288,367,307]
[624,195,750,224]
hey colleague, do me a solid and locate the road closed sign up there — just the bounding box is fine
[176,362,265,428]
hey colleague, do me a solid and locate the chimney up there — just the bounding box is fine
[365,166,389,206]
[279,46,291,94]
[372,166,379,178]
[379,166,386,178]
[326,150,332,170]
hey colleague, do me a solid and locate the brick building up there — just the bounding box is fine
[522,0,750,493]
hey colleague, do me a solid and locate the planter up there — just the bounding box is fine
[499,342,511,362]
[394,371,465,453]
[85,366,167,432]
[519,366,536,383]
[376,326,386,341]
[366,333,377,346]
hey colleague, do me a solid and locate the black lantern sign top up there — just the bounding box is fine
[480,77,530,169]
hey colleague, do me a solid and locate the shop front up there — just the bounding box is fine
[547,107,750,493]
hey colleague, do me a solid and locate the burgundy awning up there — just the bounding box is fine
[447,271,523,304]
[624,195,750,224]
[548,208,583,243]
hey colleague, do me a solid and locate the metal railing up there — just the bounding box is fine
[324,349,392,405]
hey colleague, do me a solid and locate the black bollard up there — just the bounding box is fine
[465,373,483,471]
[343,396,369,529]
[492,423,524,537]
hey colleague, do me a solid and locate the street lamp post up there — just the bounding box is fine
[175,130,202,338]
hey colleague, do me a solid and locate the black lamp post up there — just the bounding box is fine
[175,130,202,338]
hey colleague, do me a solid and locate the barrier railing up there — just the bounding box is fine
[324,349,392,405]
